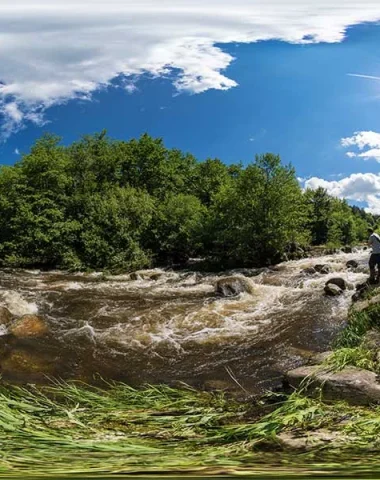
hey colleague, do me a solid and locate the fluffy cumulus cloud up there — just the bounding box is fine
[1,1,380,137]
[305,173,380,214]
[341,131,380,161]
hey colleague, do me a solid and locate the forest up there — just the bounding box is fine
[0,132,376,272]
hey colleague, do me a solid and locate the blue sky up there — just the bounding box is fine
[1,1,380,211]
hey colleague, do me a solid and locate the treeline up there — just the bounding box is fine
[0,132,376,271]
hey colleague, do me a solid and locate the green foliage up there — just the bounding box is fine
[146,193,207,263]
[335,304,380,349]
[0,380,378,476]
[209,154,308,266]
[324,347,378,373]
[0,132,375,271]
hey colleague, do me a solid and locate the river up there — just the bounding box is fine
[0,248,369,391]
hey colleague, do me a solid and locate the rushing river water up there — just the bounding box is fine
[0,249,370,391]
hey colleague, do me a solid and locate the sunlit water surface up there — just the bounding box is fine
[0,249,370,392]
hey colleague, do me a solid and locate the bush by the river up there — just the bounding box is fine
[0,132,376,271]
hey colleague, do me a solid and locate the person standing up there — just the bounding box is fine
[368,228,380,283]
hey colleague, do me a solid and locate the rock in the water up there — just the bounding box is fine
[326,277,347,290]
[342,246,353,254]
[9,315,49,338]
[203,380,233,391]
[286,365,380,405]
[315,264,330,274]
[352,281,371,302]
[324,284,343,296]
[302,267,316,275]
[0,307,13,326]
[0,349,56,379]
[346,260,359,269]
[215,276,254,297]
[130,270,164,281]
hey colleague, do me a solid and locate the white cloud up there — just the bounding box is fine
[305,173,380,214]
[348,73,380,81]
[1,1,380,137]
[341,131,380,162]
[14,148,19,155]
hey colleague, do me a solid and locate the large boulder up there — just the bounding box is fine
[0,307,13,326]
[315,264,330,274]
[342,246,353,254]
[326,277,347,290]
[215,276,255,297]
[9,315,49,338]
[286,365,380,406]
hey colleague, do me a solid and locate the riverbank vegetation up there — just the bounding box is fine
[0,379,378,476]
[0,132,377,272]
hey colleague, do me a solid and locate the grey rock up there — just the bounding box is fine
[286,365,380,406]
[302,267,317,275]
[315,264,330,274]
[277,429,348,451]
[309,351,333,365]
[324,283,343,296]
[346,260,359,269]
[215,276,255,297]
[326,277,347,290]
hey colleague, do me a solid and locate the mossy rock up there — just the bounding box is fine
[1,349,56,378]
[9,315,49,338]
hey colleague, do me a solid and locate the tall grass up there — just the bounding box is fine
[0,380,377,476]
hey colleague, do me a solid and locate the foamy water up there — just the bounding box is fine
[0,248,370,390]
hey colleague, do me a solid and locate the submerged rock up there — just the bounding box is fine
[215,276,254,297]
[9,315,49,338]
[302,267,316,275]
[130,270,164,281]
[346,260,359,269]
[0,349,56,379]
[286,365,380,406]
[0,307,13,326]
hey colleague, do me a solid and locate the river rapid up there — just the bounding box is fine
[0,249,370,392]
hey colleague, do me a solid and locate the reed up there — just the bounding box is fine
[0,379,377,476]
